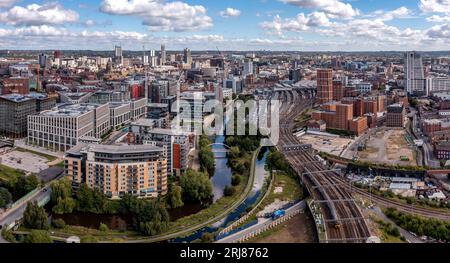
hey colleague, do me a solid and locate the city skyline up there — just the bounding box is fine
[0,0,448,51]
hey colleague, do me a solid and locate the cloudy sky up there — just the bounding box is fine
[0,0,449,51]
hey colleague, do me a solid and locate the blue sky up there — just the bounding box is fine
[0,0,449,51]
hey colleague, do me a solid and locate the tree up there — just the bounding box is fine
[99,223,109,232]
[52,218,66,229]
[134,200,170,236]
[9,175,40,198]
[167,183,184,209]
[0,187,12,208]
[180,170,213,202]
[223,185,236,197]
[24,230,52,243]
[231,175,242,186]
[51,178,73,204]
[23,201,49,230]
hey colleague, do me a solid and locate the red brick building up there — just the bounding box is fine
[316,69,333,104]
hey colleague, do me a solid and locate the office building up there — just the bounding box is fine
[317,69,333,104]
[0,93,56,138]
[109,102,131,130]
[65,143,168,198]
[114,45,123,66]
[426,77,450,94]
[28,104,110,152]
[405,52,426,95]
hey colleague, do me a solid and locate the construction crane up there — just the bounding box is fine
[216,46,224,58]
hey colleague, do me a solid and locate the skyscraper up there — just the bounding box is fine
[114,45,123,66]
[316,69,333,104]
[160,44,166,66]
[243,60,253,77]
[149,50,157,67]
[405,51,426,95]
[183,48,192,65]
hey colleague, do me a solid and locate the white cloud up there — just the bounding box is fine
[100,0,213,32]
[220,8,241,18]
[261,12,330,36]
[0,0,19,8]
[372,6,412,21]
[280,0,360,19]
[0,3,79,26]
[84,19,96,27]
[419,0,450,14]
[426,14,450,22]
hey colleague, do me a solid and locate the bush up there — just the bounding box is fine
[52,218,66,229]
[99,223,109,232]
[201,232,215,243]
[81,235,99,243]
[223,186,236,197]
[231,175,242,186]
[24,230,52,243]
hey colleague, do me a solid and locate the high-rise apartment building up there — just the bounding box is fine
[405,52,426,95]
[160,44,166,66]
[114,45,123,66]
[317,69,333,104]
[65,144,168,198]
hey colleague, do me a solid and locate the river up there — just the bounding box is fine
[172,147,270,243]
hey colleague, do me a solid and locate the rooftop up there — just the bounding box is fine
[41,103,100,117]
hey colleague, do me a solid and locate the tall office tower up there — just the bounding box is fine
[183,48,192,65]
[243,60,253,77]
[405,51,426,95]
[160,44,166,65]
[114,45,123,66]
[316,69,333,105]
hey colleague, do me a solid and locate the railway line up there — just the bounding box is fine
[270,88,371,243]
[267,87,450,243]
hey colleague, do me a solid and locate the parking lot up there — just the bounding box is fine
[0,148,50,174]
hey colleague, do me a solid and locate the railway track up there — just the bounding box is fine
[273,88,371,243]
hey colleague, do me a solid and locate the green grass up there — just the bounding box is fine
[49,226,139,241]
[0,164,25,183]
[258,172,303,210]
[16,148,57,162]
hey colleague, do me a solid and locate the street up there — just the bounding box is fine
[0,186,52,243]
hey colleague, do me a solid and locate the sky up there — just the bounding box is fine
[0,0,449,51]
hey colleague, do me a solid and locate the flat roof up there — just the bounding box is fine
[389,183,411,190]
[148,103,169,108]
[89,144,163,154]
[41,103,100,117]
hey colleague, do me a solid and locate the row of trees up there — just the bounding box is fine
[198,135,215,176]
[0,174,40,204]
[385,208,450,242]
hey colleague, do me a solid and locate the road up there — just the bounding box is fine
[0,186,52,243]
[215,201,306,243]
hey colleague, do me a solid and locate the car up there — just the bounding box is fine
[42,188,48,193]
